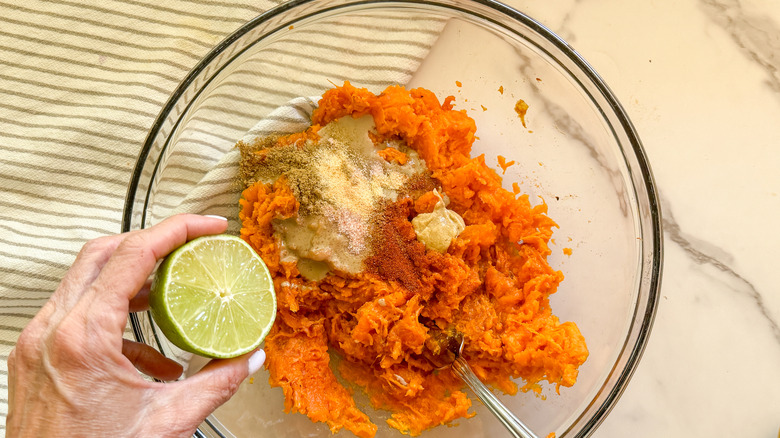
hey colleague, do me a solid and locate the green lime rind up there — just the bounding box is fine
[149,234,276,359]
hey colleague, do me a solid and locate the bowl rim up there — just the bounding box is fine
[122,1,663,436]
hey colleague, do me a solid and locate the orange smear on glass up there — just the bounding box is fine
[497,155,516,174]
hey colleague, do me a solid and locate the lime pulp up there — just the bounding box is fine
[149,234,276,359]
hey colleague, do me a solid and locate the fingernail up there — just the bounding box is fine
[247,349,266,375]
[204,215,228,221]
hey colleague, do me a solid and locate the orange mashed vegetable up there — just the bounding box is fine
[238,82,588,437]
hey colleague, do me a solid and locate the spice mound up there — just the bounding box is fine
[237,82,588,438]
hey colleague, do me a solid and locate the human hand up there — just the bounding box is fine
[6,214,266,437]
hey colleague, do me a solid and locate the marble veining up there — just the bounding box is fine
[700,0,780,94]
[662,200,780,343]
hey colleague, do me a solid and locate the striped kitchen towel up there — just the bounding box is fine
[0,0,446,432]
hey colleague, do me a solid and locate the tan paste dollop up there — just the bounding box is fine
[411,189,465,253]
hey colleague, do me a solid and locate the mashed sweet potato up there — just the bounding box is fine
[238,82,588,437]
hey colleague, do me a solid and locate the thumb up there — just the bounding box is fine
[167,349,266,430]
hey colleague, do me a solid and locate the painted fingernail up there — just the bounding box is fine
[204,215,228,221]
[247,349,266,375]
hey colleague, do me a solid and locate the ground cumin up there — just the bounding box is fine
[238,82,588,438]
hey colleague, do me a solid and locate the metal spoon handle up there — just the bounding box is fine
[452,356,539,438]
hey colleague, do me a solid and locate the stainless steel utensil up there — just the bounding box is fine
[423,328,539,438]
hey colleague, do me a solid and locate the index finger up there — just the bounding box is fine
[87,214,229,325]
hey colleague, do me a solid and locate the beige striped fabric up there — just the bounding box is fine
[0,0,445,433]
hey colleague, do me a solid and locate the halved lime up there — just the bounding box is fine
[149,234,276,359]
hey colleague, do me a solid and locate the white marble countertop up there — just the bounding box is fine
[501,0,780,436]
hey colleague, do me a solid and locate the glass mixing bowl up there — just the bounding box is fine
[122,0,662,436]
